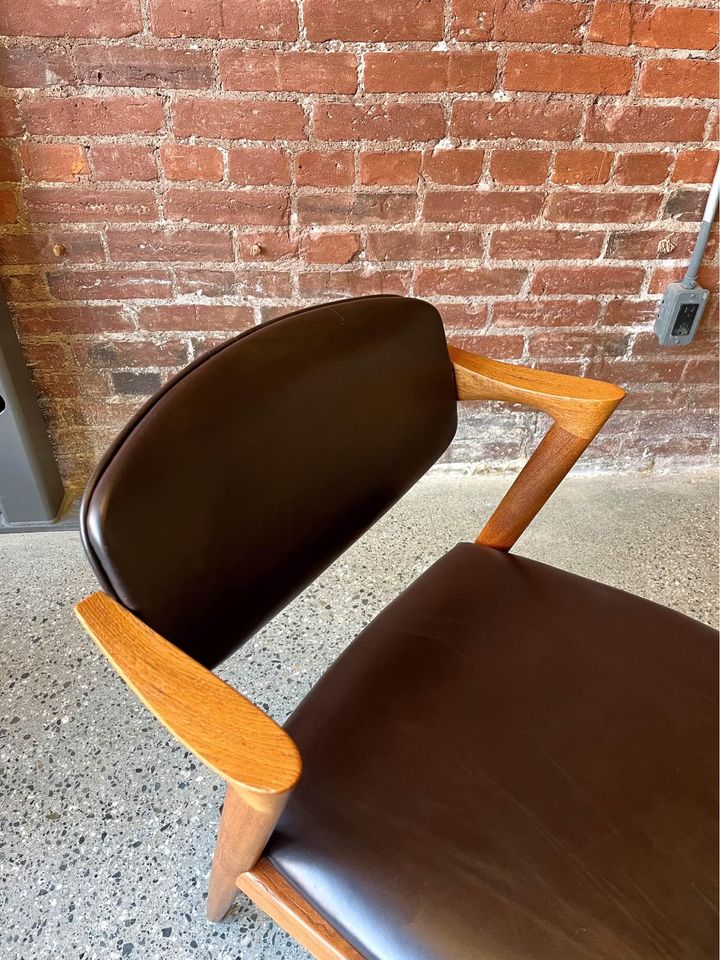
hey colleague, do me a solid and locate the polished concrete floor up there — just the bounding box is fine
[1,472,717,960]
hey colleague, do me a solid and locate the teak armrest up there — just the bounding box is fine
[75,592,302,799]
[76,592,303,920]
[449,345,625,550]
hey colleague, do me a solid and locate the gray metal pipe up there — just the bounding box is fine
[683,159,720,290]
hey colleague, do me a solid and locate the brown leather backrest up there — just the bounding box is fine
[81,296,458,668]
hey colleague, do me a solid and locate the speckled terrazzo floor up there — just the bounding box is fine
[1,472,718,960]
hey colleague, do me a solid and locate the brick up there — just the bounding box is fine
[237,232,297,261]
[422,149,485,185]
[260,304,305,322]
[494,1,588,43]
[106,228,234,262]
[14,305,132,334]
[48,269,173,300]
[673,150,719,184]
[304,0,443,41]
[552,150,613,185]
[450,0,494,40]
[294,151,354,187]
[0,230,104,264]
[0,189,19,223]
[587,1,630,44]
[528,331,628,359]
[589,2,719,51]
[138,304,254,331]
[438,302,489,329]
[490,229,604,260]
[615,151,672,185]
[631,331,711,359]
[21,143,89,182]
[613,389,682,412]
[21,341,72,370]
[0,48,73,86]
[653,436,716,459]
[92,144,157,181]
[165,187,288,226]
[301,233,361,264]
[228,147,290,186]
[173,99,306,140]
[451,99,581,141]
[313,103,444,142]
[585,105,708,143]
[415,266,526,297]
[489,150,549,186]
[366,229,484,262]
[297,192,416,226]
[664,190,707,222]
[188,334,233,356]
[2,271,51,303]
[298,269,410,298]
[32,369,110,399]
[20,96,164,135]
[72,339,189,369]
[605,230,706,261]
[111,370,163,395]
[649,265,718,294]
[150,0,298,40]
[74,45,213,89]
[24,187,157,222]
[220,51,357,94]
[493,300,601,328]
[423,190,544,224]
[639,59,718,100]
[545,191,661,223]
[359,151,421,186]
[175,268,291,299]
[683,358,720,384]
[445,432,530,466]
[0,102,22,137]
[161,144,224,182]
[587,360,689,389]
[449,334,524,359]
[505,52,632,95]
[531,266,645,295]
[603,299,657,325]
[0,146,20,181]
[0,0,141,37]
[364,52,497,93]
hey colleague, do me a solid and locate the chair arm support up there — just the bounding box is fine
[449,345,625,550]
[75,592,302,799]
[449,345,624,439]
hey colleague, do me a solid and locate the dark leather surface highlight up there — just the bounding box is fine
[80,296,457,668]
[266,543,719,960]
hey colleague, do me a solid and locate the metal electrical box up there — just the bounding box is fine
[0,292,64,526]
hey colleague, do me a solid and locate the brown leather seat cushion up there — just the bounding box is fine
[265,543,718,960]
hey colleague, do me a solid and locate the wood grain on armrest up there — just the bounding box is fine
[75,591,302,797]
[449,345,625,550]
[449,345,624,439]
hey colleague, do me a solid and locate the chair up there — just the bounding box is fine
[75,295,718,960]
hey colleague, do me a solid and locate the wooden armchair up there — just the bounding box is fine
[75,296,717,960]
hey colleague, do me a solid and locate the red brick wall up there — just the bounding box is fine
[0,0,718,487]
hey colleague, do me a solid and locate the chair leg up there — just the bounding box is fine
[207,784,289,923]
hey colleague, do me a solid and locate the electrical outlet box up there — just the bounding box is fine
[654,282,709,346]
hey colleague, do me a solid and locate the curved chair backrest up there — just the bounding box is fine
[81,296,458,668]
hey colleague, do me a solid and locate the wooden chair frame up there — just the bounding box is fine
[75,346,624,960]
